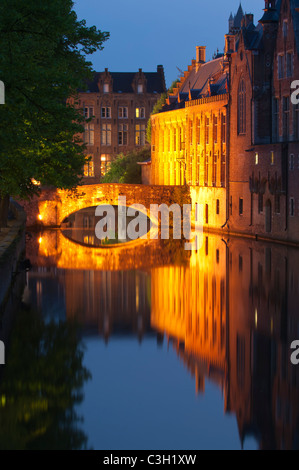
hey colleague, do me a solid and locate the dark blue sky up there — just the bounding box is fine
[74,0,266,87]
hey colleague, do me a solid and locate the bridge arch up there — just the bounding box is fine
[21,183,191,228]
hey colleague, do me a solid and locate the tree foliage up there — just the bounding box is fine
[101,148,151,184]
[0,0,109,207]
[0,309,91,450]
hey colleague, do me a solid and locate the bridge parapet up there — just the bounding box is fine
[20,184,191,228]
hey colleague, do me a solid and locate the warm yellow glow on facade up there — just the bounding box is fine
[151,95,228,230]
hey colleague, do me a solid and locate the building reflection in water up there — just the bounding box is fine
[26,224,299,450]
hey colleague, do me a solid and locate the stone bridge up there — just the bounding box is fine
[21,183,191,228]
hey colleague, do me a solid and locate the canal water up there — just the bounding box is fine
[1,220,299,450]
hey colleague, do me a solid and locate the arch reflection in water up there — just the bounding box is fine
[61,206,152,247]
[26,230,299,449]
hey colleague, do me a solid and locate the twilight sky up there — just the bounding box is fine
[74,0,266,88]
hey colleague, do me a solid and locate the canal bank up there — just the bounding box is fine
[0,202,27,368]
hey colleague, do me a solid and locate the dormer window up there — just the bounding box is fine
[283,20,288,38]
[137,84,143,94]
[103,83,109,93]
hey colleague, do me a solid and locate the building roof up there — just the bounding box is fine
[161,56,228,112]
[81,67,166,94]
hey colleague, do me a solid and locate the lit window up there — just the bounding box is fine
[84,156,94,177]
[271,151,275,165]
[255,153,259,165]
[100,154,112,176]
[136,107,145,118]
[103,83,109,93]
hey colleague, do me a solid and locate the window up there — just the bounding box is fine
[84,156,94,177]
[179,127,185,151]
[287,52,293,78]
[273,98,279,141]
[189,120,193,146]
[101,107,111,119]
[103,83,109,93]
[290,154,294,170]
[294,103,299,140]
[137,84,143,94]
[239,255,243,272]
[221,114,226,143]
[258,193,263,213]
[205,117,210,144]
[135,124,146,146]
[204,154,209,186]
[271,151,275,165]
[101,124,111,146]
[283,20,288,38]
[136,107,145,118]
[278,55,284,79]
[212,154,217,186]
[213,115,218,143]
[216,199,220,215]
[84,123,94,145]
[221,152,226,187]
[173,128,177,151]
[238,79,246,134]
[239,198,244,216]
[290,198,295,217]
[100,154,112,177]
[196,118,201,146]
[255,153,259,165]
[84,107,94,119]
[118,124,128,145]
[205,206,209,225]
[119,107,128,118]
[275,194,281,214]
[283,96,289,140]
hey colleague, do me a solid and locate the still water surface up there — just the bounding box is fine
[1,222,299,450]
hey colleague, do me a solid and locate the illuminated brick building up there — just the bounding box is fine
[70,66,166,183]
[150,0,299,243]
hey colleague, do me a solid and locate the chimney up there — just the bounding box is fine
[225,34,236,56]
[196,46,206,71]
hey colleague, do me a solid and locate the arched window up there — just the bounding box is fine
[238,79,246,135]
